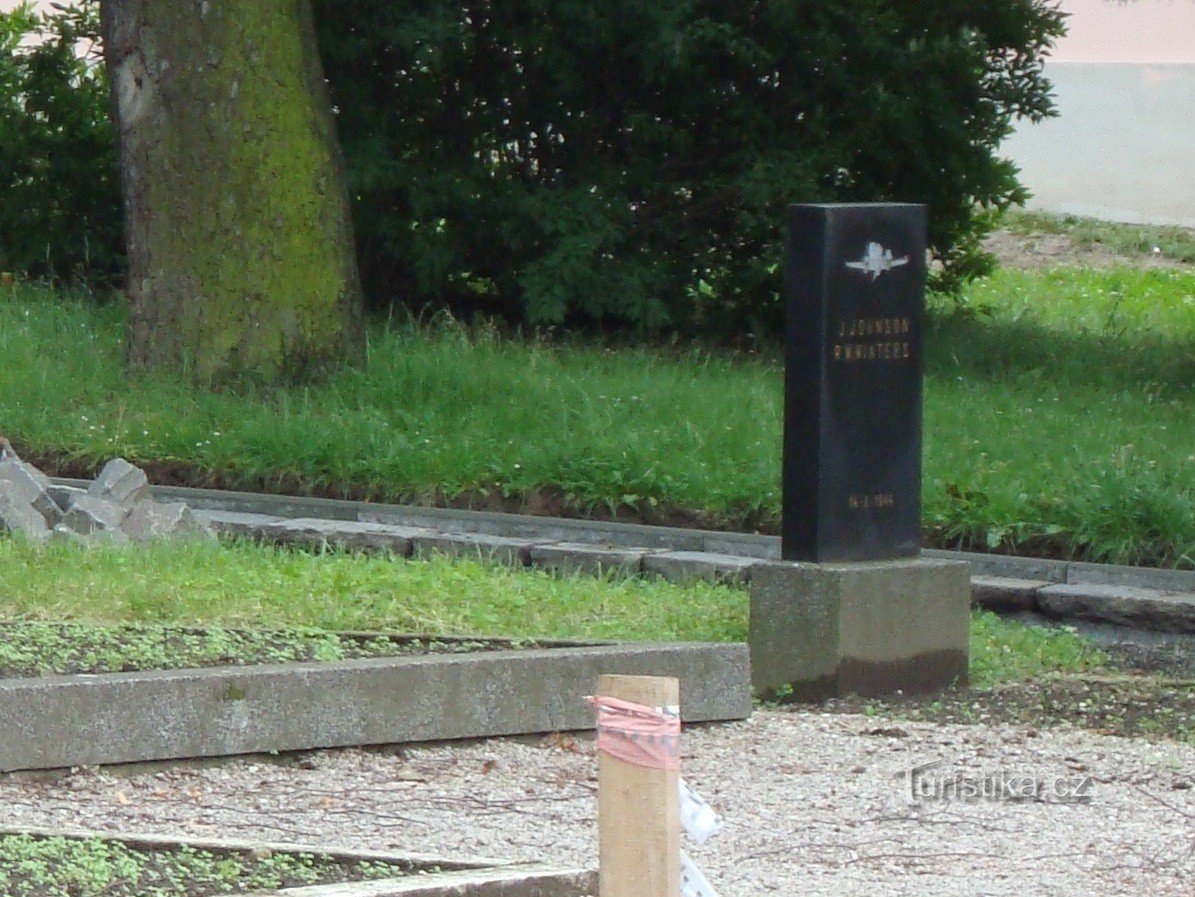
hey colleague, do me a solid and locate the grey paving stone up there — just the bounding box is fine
[62,493,129,535]
[88,458,151,512]
[0,480,50,543]
[642,550,758,584]
[0,458,61,526]
[123,501,215,543]
[528,542,650,576]
[1038,583,1195,634]
[970,576,1052,613]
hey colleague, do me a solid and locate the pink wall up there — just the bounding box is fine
[1051,0,1195,64]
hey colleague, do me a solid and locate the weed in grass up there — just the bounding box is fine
[968,611,1108,690]
[0,620,520,679]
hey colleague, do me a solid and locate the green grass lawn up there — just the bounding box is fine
[1,263,1191,566]
[0,538,747,644]
[0,538,1104,690]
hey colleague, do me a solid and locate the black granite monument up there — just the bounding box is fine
[783,203,927,562]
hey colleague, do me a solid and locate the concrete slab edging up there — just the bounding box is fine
[0,826,595,897]
[0,641,750,773]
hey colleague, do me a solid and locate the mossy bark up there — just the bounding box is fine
[101,0,362,382]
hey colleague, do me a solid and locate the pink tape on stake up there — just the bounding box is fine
[586,695,681,771]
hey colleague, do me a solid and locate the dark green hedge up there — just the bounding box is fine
[0,3,119,284]
[1,0,1065,335]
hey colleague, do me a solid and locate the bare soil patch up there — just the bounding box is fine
[983,227,1192,271]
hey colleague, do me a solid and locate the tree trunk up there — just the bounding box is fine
[101,0,362,382]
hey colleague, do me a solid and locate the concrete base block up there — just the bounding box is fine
[750,558,970,700]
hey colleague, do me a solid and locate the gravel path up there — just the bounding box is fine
[1,710,1191,896]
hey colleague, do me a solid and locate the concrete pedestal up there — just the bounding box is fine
[750,558,970,700]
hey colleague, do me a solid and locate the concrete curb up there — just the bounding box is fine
[45,478,1195,633]
[50,478,1184,590]
[0,826,595,897]
[970,577,1195,634]
[0,641,750,773]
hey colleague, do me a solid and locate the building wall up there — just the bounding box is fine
[1003,0,1195,227]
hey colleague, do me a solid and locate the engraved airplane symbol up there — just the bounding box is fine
[846,242,910,280]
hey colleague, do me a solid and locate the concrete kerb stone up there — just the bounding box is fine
[970,576,1053,613]
[0,826,595,897]
[528,542,653,576]
[1037,584,1195,634]
[1064,561,1195,593]
[922,548,1070,584]
[411,531,538,567]
[259,519,435,555]
[0,480,51,543]
[62,493,129,536]
[260,866,592,897]
[194,509,286,538]
[0,641,751,773]
[89,457,152,512]
[124,500,215,544]
[0,458,62,526]
[642,550,759,584]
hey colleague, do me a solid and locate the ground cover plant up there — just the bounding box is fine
[0,622,521,679]
[0,833,416,897]
[2,247,1190,566]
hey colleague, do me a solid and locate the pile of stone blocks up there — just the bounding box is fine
[0,440,212,546]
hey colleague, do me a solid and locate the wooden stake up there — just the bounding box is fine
[596,674,681,897]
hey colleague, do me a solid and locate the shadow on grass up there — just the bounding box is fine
[926,314,1194,396]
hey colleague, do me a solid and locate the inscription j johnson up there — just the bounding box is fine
[833,317,913,363]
